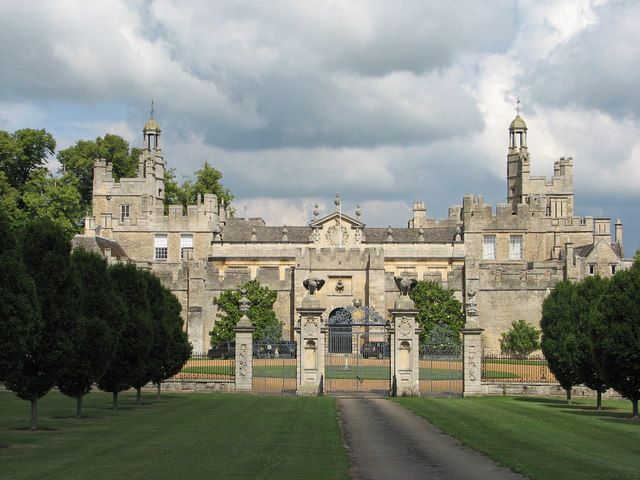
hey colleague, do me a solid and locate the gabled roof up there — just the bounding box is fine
[310,211,365,228]
[71,235,129,261]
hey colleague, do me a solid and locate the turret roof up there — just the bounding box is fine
[509,114,527,130]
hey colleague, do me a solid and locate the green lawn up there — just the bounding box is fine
[396,396,640,480]
[0,391,349,480]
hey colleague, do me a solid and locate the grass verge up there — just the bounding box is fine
[0,391,349,480]
[396,396,640,480]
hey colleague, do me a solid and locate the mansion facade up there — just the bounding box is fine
[73,113,630,353]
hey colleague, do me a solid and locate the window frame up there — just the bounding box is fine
[154,234,168,261]
[120,204,130,222]
[180,233,194,260]
[483,235,496,260]
[509,235,523,260]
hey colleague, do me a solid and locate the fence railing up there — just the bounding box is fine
[172,352,235,380]
[419,345,463,397]
[481,354,556,383]
[252,341,297,395]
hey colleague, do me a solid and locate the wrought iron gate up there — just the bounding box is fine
[252,340,297,395]
[324,305,391,396]
[419,344,463,397]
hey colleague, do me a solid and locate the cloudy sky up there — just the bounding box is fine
[1,0,638,254]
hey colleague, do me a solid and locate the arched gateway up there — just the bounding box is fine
[325,303,391,396]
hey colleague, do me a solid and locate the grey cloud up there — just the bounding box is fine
[527,1,640,118]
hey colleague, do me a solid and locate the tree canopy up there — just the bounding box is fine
[0,128,56,188]
[164,162,233,213]
[500,320,540,358]
[409,281,463,346]
[210,279,281,345]
[597,258,640,418]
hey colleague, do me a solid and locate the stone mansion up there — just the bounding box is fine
[73,112,630,353]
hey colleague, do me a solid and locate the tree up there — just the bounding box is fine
[409,281,463,346]
[147,284,192,399]
[575,275,610,409]
[164,162,233,214]
[57,249,122,417]
[98,263,154,409]
[0,212,42,386]
[500,320,540,358]
[597,258,640,418]
[57,134,140,211]
[541,281,583,404]
[210,280,281,345]
[3,220,79,429]
[0,129,56,188]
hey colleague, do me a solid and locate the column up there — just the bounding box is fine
[389,279,420,397]
[462,290,485,396]
[295,278,327,396]
[234,293,255,393]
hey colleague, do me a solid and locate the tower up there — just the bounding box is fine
[507,101,530,211]
[139,102,165,205]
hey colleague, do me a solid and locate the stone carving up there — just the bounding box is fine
[466,290,477,317]
[394,275,418,296]
[309,228,321,243]
[335,279,344,292]
[303,317,318,336]
[355,204,362,218]
[313,204,320,219]
[354,228,365,243]
[467,343,477,382]
[352,298,362,308]
[237,343,248,380]
[326,222,349,246]
[397,317,412,337]
[303,277,325,295]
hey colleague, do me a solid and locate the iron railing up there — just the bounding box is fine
[419,345,463,397]
[172,352,235,380]
[252,341,297,395]
[481,354,556,383]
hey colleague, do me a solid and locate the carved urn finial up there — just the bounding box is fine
[239,289,250,314]
[313,204,320,218]
[334,193,341,212]
[355,204,362,218]
[282,226,288,242]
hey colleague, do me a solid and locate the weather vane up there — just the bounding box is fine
[515,97,521,115]
[150,100,155,118]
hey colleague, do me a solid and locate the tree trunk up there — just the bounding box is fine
[136,386,142,405]
[75,394,83,418]
[633,399,639,419]
[566,388,572,405]
[596,390,602,410]
[30,397,38,430]
[112,391,118,410]
[156,382,161,400]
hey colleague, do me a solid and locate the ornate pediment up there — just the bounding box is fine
[309,211,365,229]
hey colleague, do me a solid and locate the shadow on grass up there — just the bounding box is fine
[11,427,58,432]
[512,396,568,405]
[562,409,637,422]
[52,415,101,420]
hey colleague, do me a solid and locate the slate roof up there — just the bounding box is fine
[219,221,459,244]
[573,242,623,260]
[71,235,129,260]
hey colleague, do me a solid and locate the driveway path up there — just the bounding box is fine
[337,398,526,480]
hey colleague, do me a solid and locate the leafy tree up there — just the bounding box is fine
[0,129,56,188]
[57,134,140,211]
[597,258,640,418]
[20,170,83,237]
[98,263,154,409]
[0,212,42,386]
[57,249,122,417]
[541,281,583,403]
[500,320,540,358]
[409,281,463,346]
[210,280,281,344]
[164,162,233,214]
[575,275,610,409]
[3,220,79,429]
[147,284,192,398]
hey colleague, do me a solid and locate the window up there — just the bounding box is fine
[180,234,193,260]
[154,234,168,260]
[483,235,496,260]
[120,204,130,222]
[588,264,595,275]
[509,235,523,260]
[610,264,617,275]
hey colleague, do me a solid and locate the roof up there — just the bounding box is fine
[509,114,527,130]
[573,242,624,260]
[144,115,161,132]
[218,222,459,244]
[71,235,129,261]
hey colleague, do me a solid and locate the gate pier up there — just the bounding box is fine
[295,279,326,396]
[389,292,420,397]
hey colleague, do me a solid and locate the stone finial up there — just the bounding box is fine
[454,224,463,241]
[282,226,288,242]
[334,193,341,212]
[418,227,425,242]
[355,204,362,218]
[394,275,418,297]
[303,277,325,296]
[313,204,320,219]
[236,290,253,328]
[250,226,257,242]
[386,226,394,242]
